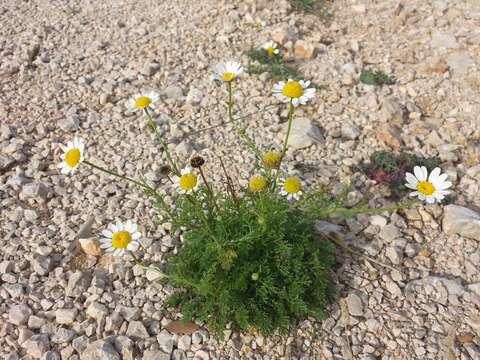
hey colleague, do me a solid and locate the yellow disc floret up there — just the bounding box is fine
[249,175,267,192]
[179,173,198,190]
[111,230,132,249]
[417,181,435,195]
[65,148,81,168]
[282,81,304,98]
[283,176,301,194]
[135,96,151,109]
[266,47,275,56]
[222,72,234,81]
[262,151,281,169]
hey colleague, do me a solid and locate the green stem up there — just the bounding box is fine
[129,251,167,279]
[143,108,180,176]
[273,101,295,187]
[227,81,261,159]
[198,166,219,211]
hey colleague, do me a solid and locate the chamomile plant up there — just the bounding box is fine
[58,58,452,338]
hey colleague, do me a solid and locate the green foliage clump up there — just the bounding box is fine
[290,0,333,23]
[164,188,336,338]
[364,150,440,198]
[360,69,395,86]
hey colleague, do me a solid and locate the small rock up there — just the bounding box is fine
[379,224,402,242]
[58,116,80,132]
[22,334,50,359]
[443,205,480,241]
[79,238,102,256]
[143,351,170,360]
[341,122,361,140]
[81,340,120,360]
[141,61,160,77]
[271,26,297,45]
[380,99,405,126]
[346,292,364,317]
[375,124,402,149]
[186,88,203,104]
[21,182,48,202]
[447,51,475,75]
[385,246,403,265]
[157,330,174,354]
[51,328,77,344]
[41,350,61,360]
[194,350,210,360]
[66,271,91,297]
[177,335,192,351]
[55,308,78,325]
[162,85,183,100]
[86,302,108,321]
[31,254,53,276]
[431,31,458,49]
[126,320,149,339]
[9,304,32,325]
[366,319,380,332]
[0,260,14,274]
[28,315,47,329]
[369,215,387,228]
[279,117,324,150]
[294,40,315,59]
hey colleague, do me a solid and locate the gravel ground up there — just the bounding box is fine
[1,0,480,359]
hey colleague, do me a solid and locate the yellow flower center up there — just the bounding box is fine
[179,173,198,190]
[222,72,234,81]
[417,181,435,195]
[282,81,304,98]
[283,176,301,194]
[135,96,151,108]
[262,151,281,169]
[249,175,267,192]
[266,47,275,56]
[111,230,132,249]
[65,148,81,168]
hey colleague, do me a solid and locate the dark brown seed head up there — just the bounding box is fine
[190,156,205,168]
[160,165,171,176]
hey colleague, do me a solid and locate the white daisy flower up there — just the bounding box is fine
[272,79,316,107]
[99,220,141,256]
[126,91,160,112]
[405,166,452,204]
[57,138,85,175]
[279,176,303,201]
[173,166,199,194]
[213,61,243,82]
[255,17,267,28]
[262,40,280,56]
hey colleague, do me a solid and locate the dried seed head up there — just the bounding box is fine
[190,156,205,168]
[160,165,171,176]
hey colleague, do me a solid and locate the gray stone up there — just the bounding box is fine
[379,224,401,242]
[157,330,174,354]
[41,351,61,360]
[366,319,380,332]
[81,340,120,360]
[119,306,140,321]
[55,308,78,325]
[162,85,184,100]
[105,336,135,360]
[281,117,324,149]
[31,254,53,276]
[143,351,170,360]
[141,61,160,76]
[105,312,124,332]
[314,220,344,236]
[186,87,203,104]
[51,328,77,344]
[341,122,361,140]
[86,302,108,321]
[443,205,480,241]
[380,99,405,126]
[385,246,403,265]
[346,292,364,317]
[9,304,32,325]
[126,320,149,339]
[58,116,80,132]
[447,51,475,74]
[431,31,458,49]
[66,271,91,297]
[21,182,48,202]
[28,315,47,329]
[22,334,50,359]
[177,335,192,351]
[72,336,89,353]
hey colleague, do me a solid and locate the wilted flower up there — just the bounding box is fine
[249,175,267,192]
[261,151,282,169]
[190,156,205,169]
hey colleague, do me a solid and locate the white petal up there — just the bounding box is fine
[101,230,113,238]
[405,172,418,186]
[425,195,436,204]
[291,98,300,107]
[433,180,452,190]
[132,232,141,240]
[428,167,441,183]
[127,241,139,251]
[413,166,426,181]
